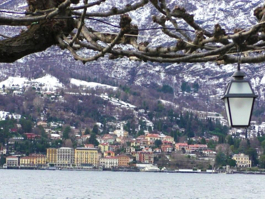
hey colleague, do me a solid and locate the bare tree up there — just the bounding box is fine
[1,0,265,65]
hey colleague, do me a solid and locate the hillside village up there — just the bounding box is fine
[1,74,265,171]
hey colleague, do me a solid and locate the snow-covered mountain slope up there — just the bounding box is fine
[0,74,118,92]
[70,78,117,90]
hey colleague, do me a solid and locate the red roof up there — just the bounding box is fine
[146,134,160,138]
[176,143,188,146]
[84,144,94,148]
[24,133,40,139]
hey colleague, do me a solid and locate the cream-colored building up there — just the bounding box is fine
[161,135,174,143]
[99,157,118,169]
[113,125,128,137]
[6,156,19,168]
[98,143,109,153]
[232,153,252,168]
[75,147,99,167]
[57,147,74,167]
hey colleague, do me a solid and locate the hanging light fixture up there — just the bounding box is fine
[222,50,258,128]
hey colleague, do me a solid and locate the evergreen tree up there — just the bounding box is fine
[63,126,71,139]
[84,128,90,135]
[87,133,99,146]
[92,125,99,134]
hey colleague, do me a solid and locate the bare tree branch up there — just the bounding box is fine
[0,0,265,65]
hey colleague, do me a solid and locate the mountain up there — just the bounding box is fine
[0,0,265,120]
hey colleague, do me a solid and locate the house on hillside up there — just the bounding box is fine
[37,121,48,128]
[175,143,188,151]
[125,146,135,154]
[153,148,161,153]
[98,134,116,144]
[145,134,160,145]
[187,144,208,153]
[136,151,154,164]
[112,125,128,137]
[161,144,173,153]
[98,143,109,153]
[84,144,94,148]
[232,153,252,168]
[104,151,115,157]
[24,133,40,140]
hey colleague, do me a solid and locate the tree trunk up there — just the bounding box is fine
[0,24,58,63]
[0,0,75,63]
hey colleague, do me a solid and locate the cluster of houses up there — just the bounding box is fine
[0,115,255,170]
[4,122,217,169]
[4,142,211,170]
[4,142,252,170]
[1,117,254,170]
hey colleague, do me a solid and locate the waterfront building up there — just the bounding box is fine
[47,148,57,165]
[116,154,130,167]
[30,154,47,167]
[232,153,252,168]
[20,156,35,167]
[6,156,19,168]
[57,147,74,168]
[99,157,118,169]
[75,147,99,167]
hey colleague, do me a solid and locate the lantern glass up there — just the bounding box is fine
[228,97,254,126]
[229,82,252,94]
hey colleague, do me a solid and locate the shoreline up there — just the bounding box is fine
[2,167,265,175]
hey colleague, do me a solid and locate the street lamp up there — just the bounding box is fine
[222,66,257,128]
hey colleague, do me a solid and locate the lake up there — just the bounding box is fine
[0,170,264,199]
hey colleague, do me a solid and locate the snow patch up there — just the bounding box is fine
[70,78,117,90]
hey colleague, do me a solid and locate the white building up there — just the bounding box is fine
[99,157,118,169]
[6,156,19,168]
[57,147,74,168]
[112,124,128,137]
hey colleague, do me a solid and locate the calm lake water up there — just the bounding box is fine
[0,170,264,199]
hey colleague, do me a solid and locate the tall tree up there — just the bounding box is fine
[20,118,32,133]
[87,133,99,146]
[84,128,90,135]
[63,126,71,139]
